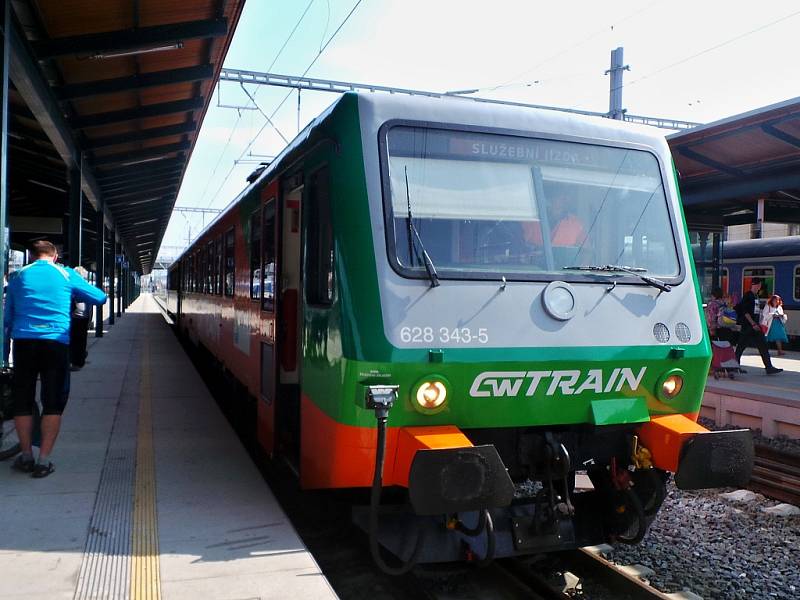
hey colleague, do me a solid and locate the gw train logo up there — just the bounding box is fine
[469,368,647,398]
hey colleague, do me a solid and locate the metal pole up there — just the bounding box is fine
[755,198,765,239]
[0,0,10,368]
[122,259,128,312]
[711,232,721,293]
[94,212,104,337]
[115,241,122,317]
[108,229,115,325]
[119,259,125,315]
[67,167,82,266]
[606,47,629,120]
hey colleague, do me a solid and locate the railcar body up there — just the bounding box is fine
[167,93,752,568]
[718,236,800,339]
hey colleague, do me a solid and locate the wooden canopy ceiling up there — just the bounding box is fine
[669,96,800,230]
[7,0,246,272]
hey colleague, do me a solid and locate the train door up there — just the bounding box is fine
[256,192,278,454]
[274,172,303,463]
[176,260,183,322]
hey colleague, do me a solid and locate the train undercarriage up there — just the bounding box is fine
[354,390,753,571]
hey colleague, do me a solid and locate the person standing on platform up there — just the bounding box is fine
[69,266,93,370]
[4,241,107,478]
[735,277,782,375]
[761,294,789,356]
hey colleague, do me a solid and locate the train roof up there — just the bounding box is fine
[354,91,670,149]
[171,92,672,265]
[722,236,800,259]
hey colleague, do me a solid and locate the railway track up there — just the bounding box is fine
[749,444,800,505]
[484,547,679,600]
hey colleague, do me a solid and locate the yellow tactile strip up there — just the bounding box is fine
[131,339,161,600]
[74,338,161,600]
[74,348,137,599]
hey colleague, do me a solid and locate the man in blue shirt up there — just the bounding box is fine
[4,240,107,477]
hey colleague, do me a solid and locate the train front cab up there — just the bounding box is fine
[304,95,755,568]
[172,93,755,571]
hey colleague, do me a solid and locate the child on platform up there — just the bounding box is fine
[761,294,789,355]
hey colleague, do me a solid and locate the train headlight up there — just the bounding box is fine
[657,369,685,401]
[412,377,450,414]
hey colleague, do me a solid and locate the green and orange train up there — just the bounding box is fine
[166,92,752,571]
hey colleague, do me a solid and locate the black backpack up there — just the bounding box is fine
[0,368,13,422]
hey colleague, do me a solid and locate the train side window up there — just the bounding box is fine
[216,236,223,295]
[200,247,207,293]
[197,249,203,294]
[250,210,262,300]
[197,251,203,293]
[224,228,235,297]
[210,241,217,294]
[306,166,334,306]
[197,251,202,293]
[189,255,194,292]
[262,199,276,311]
[742,266,775,300]
[209,243,214,293]
[794,265,800,301]
[194,252,201,293]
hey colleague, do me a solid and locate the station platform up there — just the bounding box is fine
[0,295,337,599]
[702,349,800,439]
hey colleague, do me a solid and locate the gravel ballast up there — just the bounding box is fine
[607,482,800,599]
[698,417,800,457]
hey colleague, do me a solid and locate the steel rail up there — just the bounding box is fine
[748,444,800,505]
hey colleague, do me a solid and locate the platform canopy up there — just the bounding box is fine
[6,0,245,273]
[669,97,800,231]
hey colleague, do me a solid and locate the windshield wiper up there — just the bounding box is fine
[404,166,440,288]
[563,264,672,293]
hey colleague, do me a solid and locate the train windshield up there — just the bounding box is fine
[384,126,680,281]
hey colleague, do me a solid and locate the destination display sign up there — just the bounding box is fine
[388,126,602,168]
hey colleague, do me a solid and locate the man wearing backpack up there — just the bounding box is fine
[735,278,782,375]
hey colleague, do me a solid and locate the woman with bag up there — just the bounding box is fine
[761,294,789,355]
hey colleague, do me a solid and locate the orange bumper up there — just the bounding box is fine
[637,414,708,473]
[637,414,754,490]
[391,426,474,487]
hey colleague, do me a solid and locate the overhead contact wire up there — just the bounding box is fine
[627,8,800,88]
[196,0,317,210]
[210,0,366,206]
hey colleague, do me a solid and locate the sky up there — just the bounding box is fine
[159,0,800,258]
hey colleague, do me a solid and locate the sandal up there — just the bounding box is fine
[11,455,35,473]
[32,462,55,478]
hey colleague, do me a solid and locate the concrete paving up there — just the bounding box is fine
[706,348,800,404]
[0,294,337,599]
